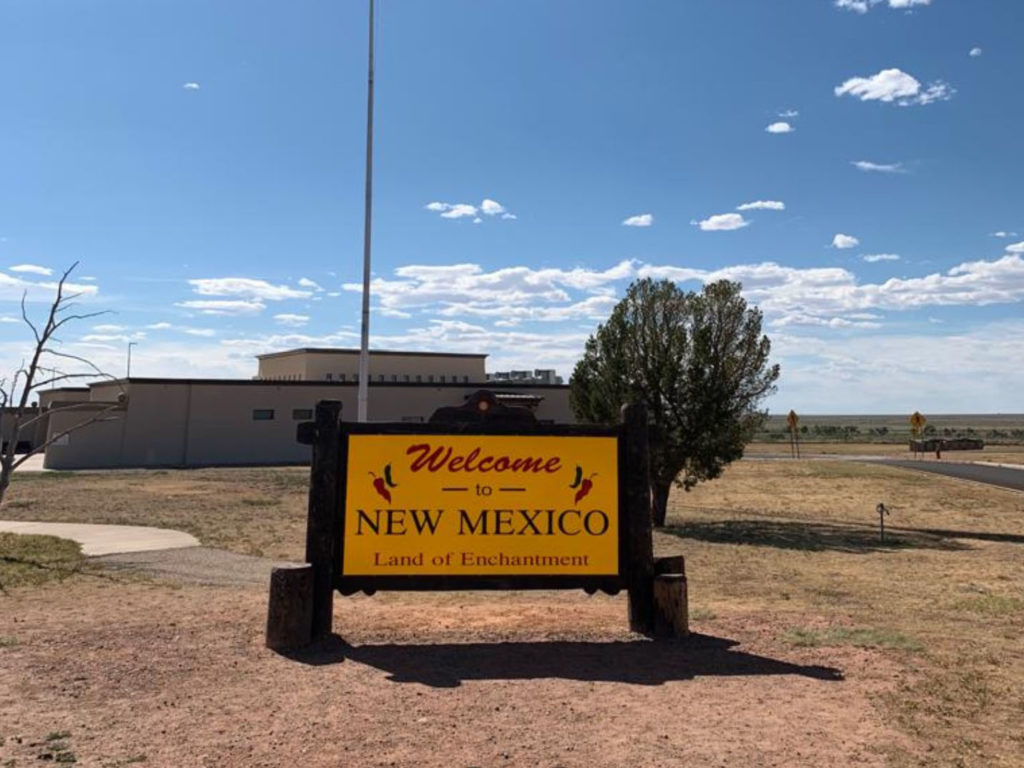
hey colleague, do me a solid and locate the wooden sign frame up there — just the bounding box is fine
[297,396,656,639]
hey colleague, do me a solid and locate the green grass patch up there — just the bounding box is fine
[952,595,1024,616]
[0,533,86,589]
[784,625,923,652]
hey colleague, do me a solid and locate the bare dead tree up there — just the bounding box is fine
[0,263,123,506]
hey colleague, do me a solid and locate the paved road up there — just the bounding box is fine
[879,460,1024,492]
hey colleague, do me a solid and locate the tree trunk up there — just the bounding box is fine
[651,481,671,528]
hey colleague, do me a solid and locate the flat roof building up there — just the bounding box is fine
[41,348,571,470]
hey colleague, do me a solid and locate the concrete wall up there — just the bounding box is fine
[1,408,46,453]
[43,381,573,469]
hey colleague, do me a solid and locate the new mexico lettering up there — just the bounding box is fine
[355,508,611,537]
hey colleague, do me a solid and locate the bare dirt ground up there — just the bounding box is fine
[2,579,906,768]
[3,459,1024,767]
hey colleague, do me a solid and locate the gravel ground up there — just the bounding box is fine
[0,579,910,768]
[93,546,300,587]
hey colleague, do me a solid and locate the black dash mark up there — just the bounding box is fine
[442,487,469,492]
[499,487,526,492]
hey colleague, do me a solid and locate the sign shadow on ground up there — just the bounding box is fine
[278,633,844,688]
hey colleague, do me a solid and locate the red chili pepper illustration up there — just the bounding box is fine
[369,472,392,503]
[574,473,597,504]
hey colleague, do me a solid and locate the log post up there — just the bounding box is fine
[265,564,314,650]
[305,400,342,639]
[622,402,655,635]
[653,556,688,639]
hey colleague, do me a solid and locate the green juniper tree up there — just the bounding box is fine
[570,278,779,527]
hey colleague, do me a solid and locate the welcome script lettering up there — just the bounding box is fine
[405,442,562,475]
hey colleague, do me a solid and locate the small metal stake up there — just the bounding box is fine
[877,502,889,543]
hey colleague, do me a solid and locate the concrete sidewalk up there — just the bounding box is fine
[0,520,199,556]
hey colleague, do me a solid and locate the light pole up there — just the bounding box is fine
[356,0,375,423]
[126,342,137,379]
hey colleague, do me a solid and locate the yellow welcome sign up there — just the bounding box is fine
[343,434,620,576]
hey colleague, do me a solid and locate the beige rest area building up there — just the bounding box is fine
[41,348,572,470]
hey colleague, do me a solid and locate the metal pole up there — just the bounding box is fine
[356,0,375,423]
[127,342,136,378]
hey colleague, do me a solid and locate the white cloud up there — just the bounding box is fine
[852,160,907,174]
[835,68,953,106]
[778,109,799,118]
[622,213,654,227]
[273,313,310,327]
[835,0,930,12]
[8,264,53,276]
[175,299,266,316]
[441,204,478,220]
[147,322,215,337]
[862,253,901,262]
[640,254,1024,318]
[990,232,1017,238]
[343,260,636,319]
[695,213,750,232]
[736,200,785,211]
[426,199,515,222]
[0,272,98,302]
[80,276,97,281]
[298,277,323,291]
[1006,242,1024,254]
[969,47,983,58]
[92,324,127,333]
[188,277,311,301]
[832,233,860,249]
[480,199,506,216]
[765,122,794,134]
[182,82,200,90]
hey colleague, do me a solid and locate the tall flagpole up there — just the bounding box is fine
[357,0,375,422]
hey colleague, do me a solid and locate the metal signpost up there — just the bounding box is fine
[787,409,800,459]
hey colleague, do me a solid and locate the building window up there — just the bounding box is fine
[391,374,397,382]
[378,374,385,382]
[326,373,333,381]
[415,375,422,383]
[463,375,469,383]
[403,375,410,382]
[428,374,434,383]
[439,375,446,383]
[253,409,275,421]
[292,408,313,420]
[340,373,346,382]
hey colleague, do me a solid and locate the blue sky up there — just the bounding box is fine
[2,0,1022,413]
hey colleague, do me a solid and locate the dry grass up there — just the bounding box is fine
[0,532,87,590]
[4,458,1024,764]
[5,468,310,560]
[667,459,1024,766]
[746,441,1024,465]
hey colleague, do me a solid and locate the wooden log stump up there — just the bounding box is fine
[653,573,689,638]
[266,564,314,651]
